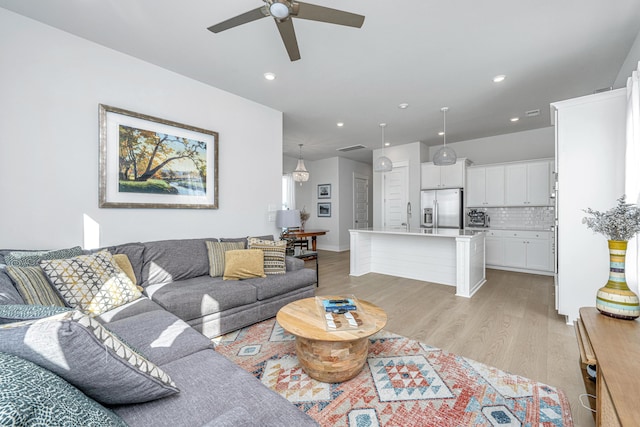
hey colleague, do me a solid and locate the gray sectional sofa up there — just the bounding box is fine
[0,237,319,426]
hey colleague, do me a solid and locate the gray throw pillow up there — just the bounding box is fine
[0,352,127,427]
[0,310,179,404]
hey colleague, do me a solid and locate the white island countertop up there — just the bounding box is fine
[349,228,486,298]
[350,227,479,238]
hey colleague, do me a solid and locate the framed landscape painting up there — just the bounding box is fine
[99,104,218,209]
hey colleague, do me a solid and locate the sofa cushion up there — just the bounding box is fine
[0,310,178,405]
[219,235,274,249]
[104,242,146,286]
[205,240,245,277]
[0,352,128,427]
[4,246,83,267]
[105,310,214,366]
[95,296,165,324]
[147,275,257,321]
[142,238,215,286]
[244,267,318,301]
[5,266,66,306]
[112,254,138,285]
[223,249,266,280]
[0,269,24,305]
[40,251,142,316]
[0,304,72,324]
[248,238,287,275]
[113,349,318,427]
[285,256,305,272]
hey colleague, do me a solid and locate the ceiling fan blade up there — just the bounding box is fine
[207,6,268,33]
[276,18,301,61]
[295,2,364,28]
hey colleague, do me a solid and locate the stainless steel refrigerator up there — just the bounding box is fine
[420,188,463,229]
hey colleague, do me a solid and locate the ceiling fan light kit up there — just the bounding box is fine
[374,123,393,173]
[208,0,365,62]
[433,107,457,166]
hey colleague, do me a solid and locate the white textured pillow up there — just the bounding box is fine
[40,251,141,316]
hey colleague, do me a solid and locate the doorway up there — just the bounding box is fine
[382,161,408,229]
[353,174,369,229]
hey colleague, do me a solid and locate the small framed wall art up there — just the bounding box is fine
[317,184,331,199]
[318,202,331,217]
[98,104,218,209]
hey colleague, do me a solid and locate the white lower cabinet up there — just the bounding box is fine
[484,230,553,274]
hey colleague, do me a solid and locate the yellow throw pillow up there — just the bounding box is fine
[112,253,144,292]
[223,249,266,281]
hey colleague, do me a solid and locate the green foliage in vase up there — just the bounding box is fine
[583,195,640,241]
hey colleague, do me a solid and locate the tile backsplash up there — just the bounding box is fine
[467,206,555,230]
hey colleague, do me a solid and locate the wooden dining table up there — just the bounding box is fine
[283,229,328,251]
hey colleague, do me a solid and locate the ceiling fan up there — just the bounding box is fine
[207,0,365,61]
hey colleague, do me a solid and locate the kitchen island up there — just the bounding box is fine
[349,228,486,298]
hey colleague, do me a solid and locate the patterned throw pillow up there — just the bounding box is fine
[248,238,287,275]
[0,304,72,325]
[4,246,83,267]
[40,251,142,316]
[0,352,128,427]
[223,249,266,280]
[5,266,66,306]
[0,310,179,405]
[206,241,246,277]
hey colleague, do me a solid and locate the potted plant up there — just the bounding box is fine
[583,195,640,319]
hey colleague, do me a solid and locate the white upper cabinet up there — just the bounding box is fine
[466,165,505,207]
[504,160,553,206]
[421,159,468,189]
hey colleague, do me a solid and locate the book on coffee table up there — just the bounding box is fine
[315,295,372,332]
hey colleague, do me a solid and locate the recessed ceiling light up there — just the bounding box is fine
[438,131,445,136]
[510,117,519,122]
[385,142,391,146]
[336,122,344,127]
[398,103,409,109]
[493,74,506,83]
[263,72,276,81]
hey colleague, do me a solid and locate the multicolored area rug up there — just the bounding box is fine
[213,318,573,427]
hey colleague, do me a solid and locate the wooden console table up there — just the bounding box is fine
[283,229,328,251]
[575,307,640,426]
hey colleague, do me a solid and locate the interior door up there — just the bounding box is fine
[383,165,408,229]
[354,175,369,229]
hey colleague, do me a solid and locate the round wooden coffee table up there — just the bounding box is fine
[276,297,387,383]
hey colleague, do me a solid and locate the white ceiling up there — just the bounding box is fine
[2,0,639,164]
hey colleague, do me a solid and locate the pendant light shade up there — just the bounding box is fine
[433,107,457,166]
[374,123,393,173]
[292,144,310,185]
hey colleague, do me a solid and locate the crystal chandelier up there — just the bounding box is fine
[292,144,310,185]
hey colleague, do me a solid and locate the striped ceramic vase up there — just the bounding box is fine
[596,240,640,320]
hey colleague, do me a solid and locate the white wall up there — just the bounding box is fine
[552,89,627,322]
[0,9,283,249]
[428,127,555,166]
[614,28,640,88]
[372,142,423,230]
[338,157,373,250]
[284,155,372,251]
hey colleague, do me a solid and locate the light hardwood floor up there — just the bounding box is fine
[306,250,594,427]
